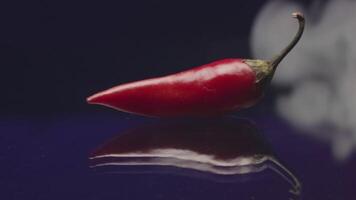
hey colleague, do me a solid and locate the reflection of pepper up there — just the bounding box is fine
[87,13,305,117]
[89,117,302,196]
[90,118,270,160]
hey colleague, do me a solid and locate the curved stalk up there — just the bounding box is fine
[270,12,305,70]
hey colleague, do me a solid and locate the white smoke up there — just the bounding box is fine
[251,0,356,162]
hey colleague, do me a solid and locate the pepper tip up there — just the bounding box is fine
[86,94,97,104]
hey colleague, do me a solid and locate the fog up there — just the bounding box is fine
[251,0,356,162]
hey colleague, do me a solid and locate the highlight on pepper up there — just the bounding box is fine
[87,12,305,117]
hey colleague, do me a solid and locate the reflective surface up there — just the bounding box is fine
[90,118,301,199]
[1,113,355,199]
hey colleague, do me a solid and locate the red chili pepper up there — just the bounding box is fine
[87,12,305,117]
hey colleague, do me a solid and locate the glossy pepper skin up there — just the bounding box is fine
[87,13,305,117]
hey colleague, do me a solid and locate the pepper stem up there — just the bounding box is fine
[270,12,305,70]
